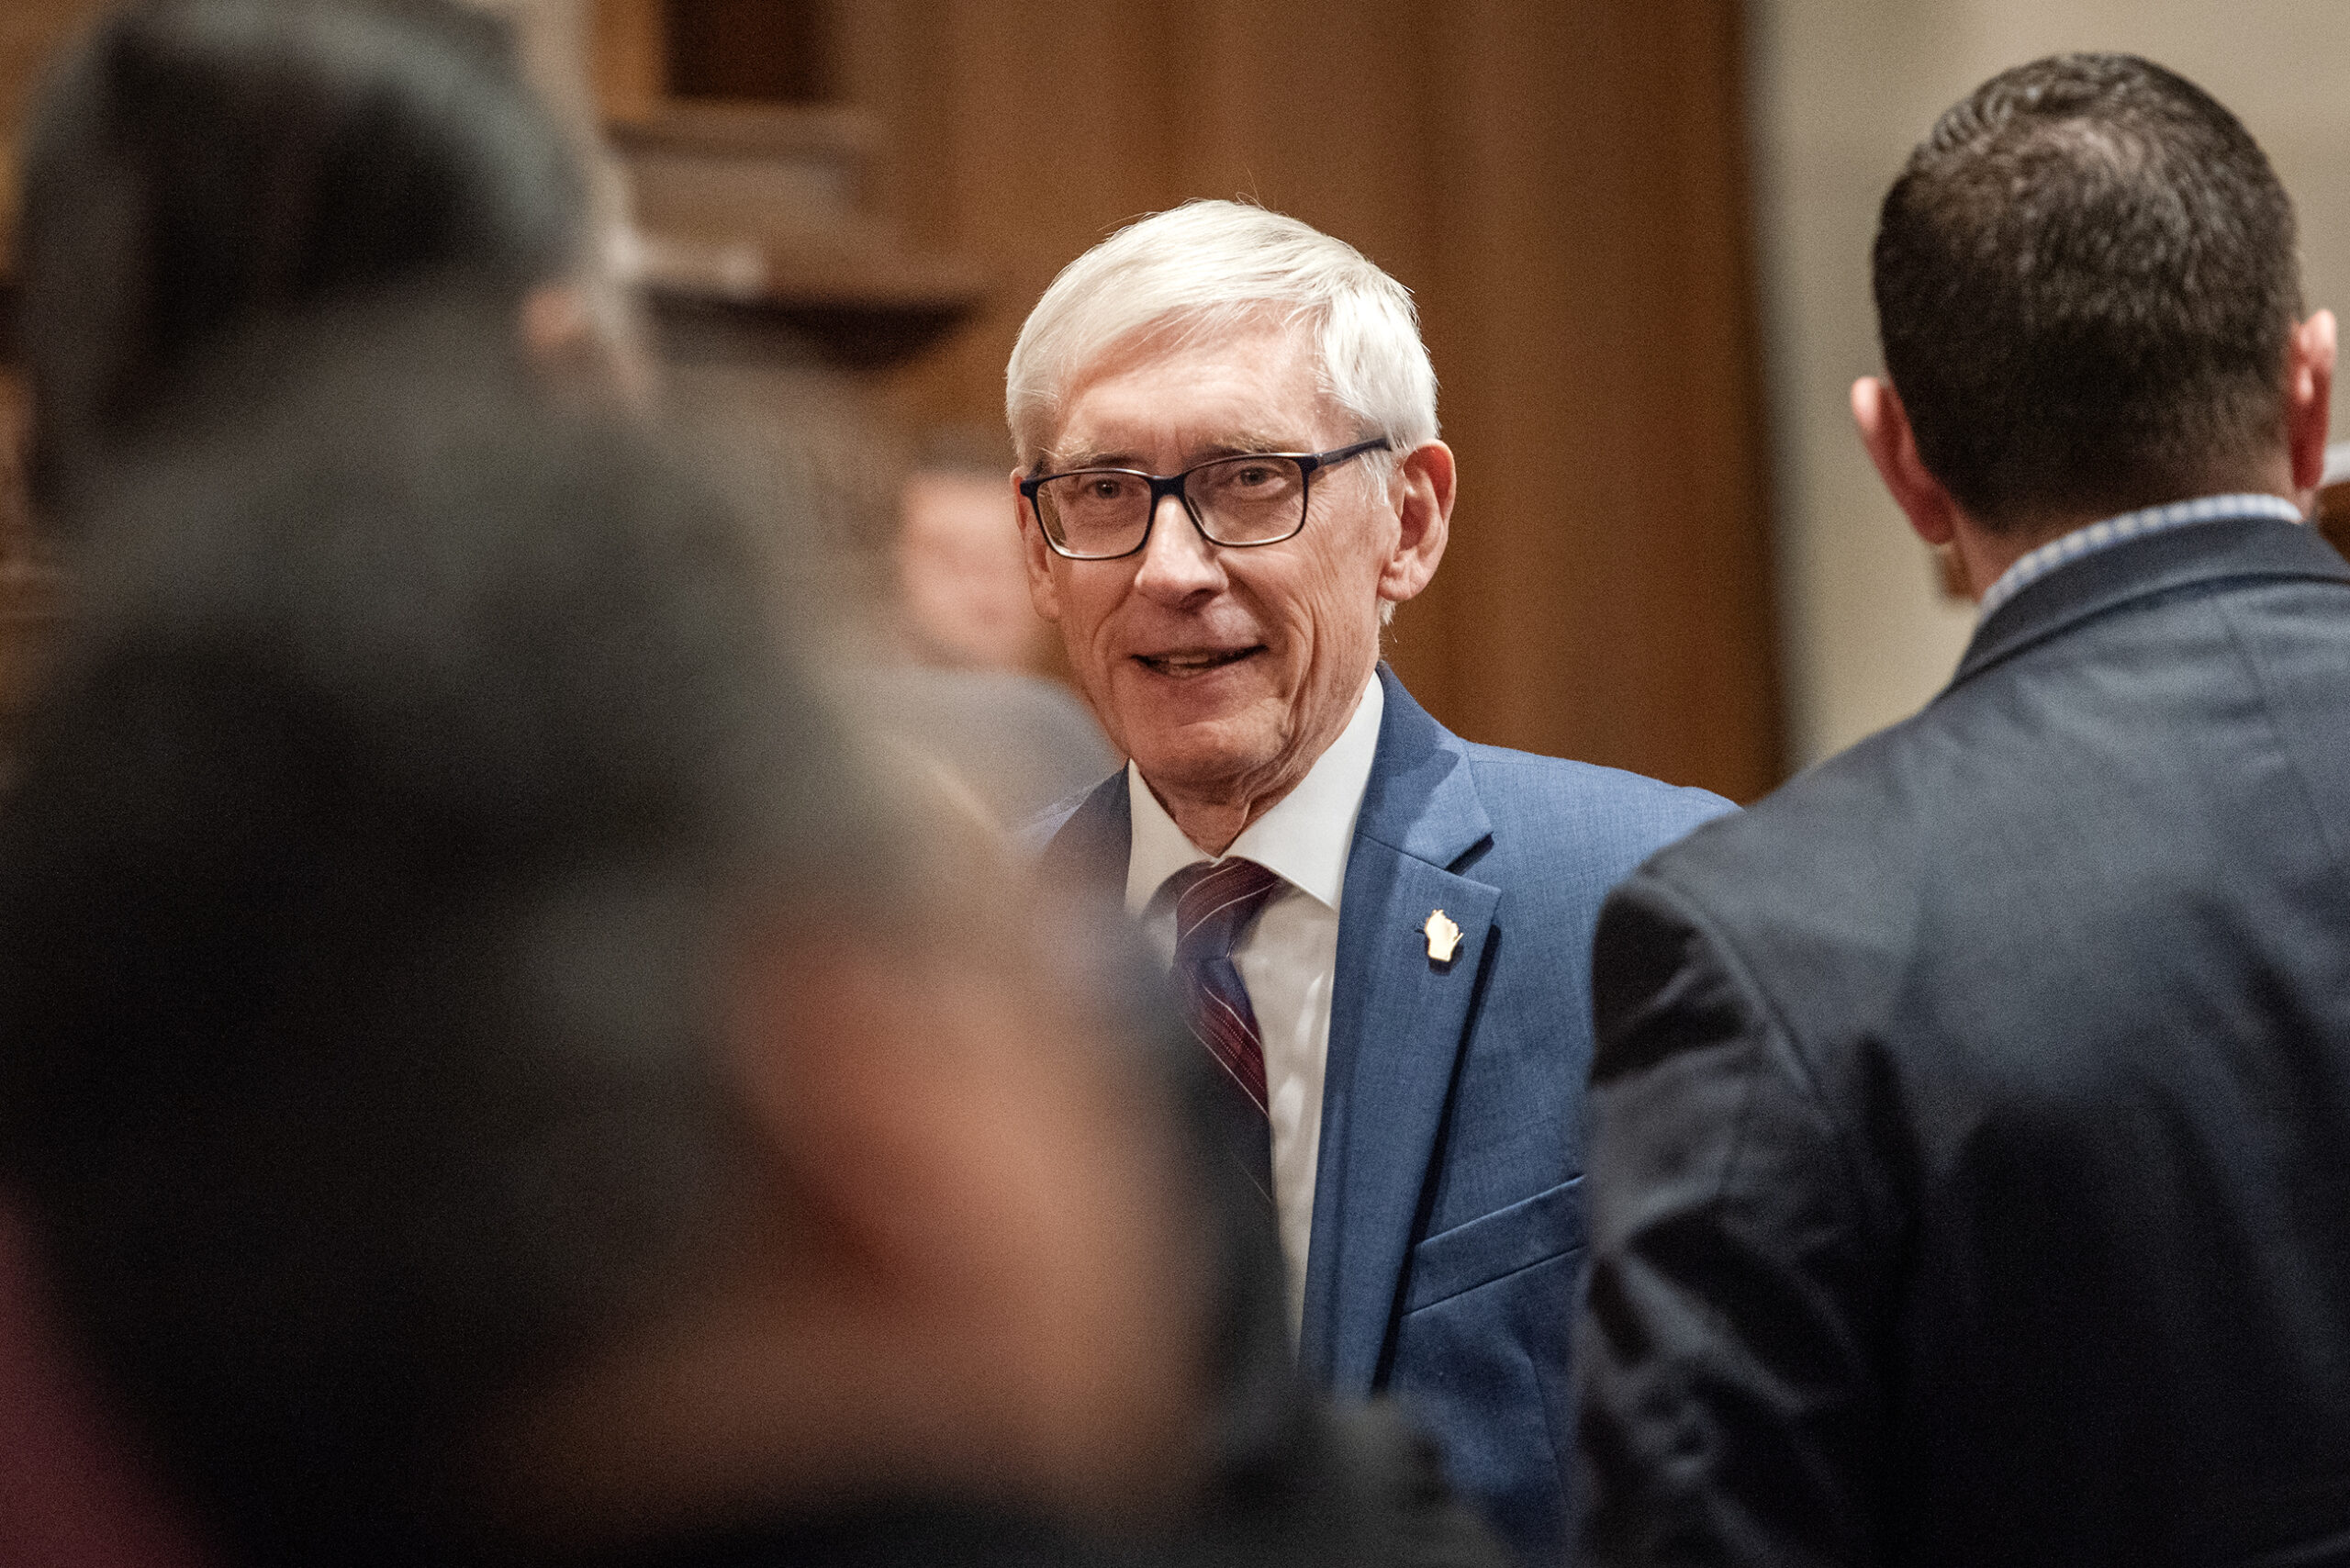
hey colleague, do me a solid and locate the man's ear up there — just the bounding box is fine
[2287,309,2336,498]
[1377,440,1454,606]
[1852,376,1964,548]
[519,279,657,407]
[1012,472,1063,624]
[520,282,591,364]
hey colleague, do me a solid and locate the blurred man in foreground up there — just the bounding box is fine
[0,5,623,1558]
[0,319,1502,1568]
[1580,54,2350,1567]
[1013,199,1732,1562]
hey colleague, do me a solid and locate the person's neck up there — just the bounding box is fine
[1951,463,2299,601]
[1158,777,1299,858]
[1150,673,1372,856]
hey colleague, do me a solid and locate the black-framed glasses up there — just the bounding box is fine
[1021,437,1393,561]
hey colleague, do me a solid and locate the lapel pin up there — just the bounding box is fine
[1422,908,1463,965]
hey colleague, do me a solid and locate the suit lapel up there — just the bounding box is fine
[1299,667,1496,1390]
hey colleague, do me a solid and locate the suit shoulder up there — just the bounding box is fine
[1635,713,1930,892]
[1614,716,1950,1001]
[1445,743,1736,908]
[1461,742,1736,846]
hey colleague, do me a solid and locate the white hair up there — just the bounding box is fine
[1004,199,1438,466]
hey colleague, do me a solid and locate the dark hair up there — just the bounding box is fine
[15,0,588,514]
[0,309,877,1565]
[1872,53,2302,527]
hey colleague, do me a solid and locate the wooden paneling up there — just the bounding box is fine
[591,0,667,123]
[0,0,109,239]
[0,2,105,132]
[0,0,1781,796]
[845,0,1784,799]
[0,3,97,642]
[666,0,831,102]
[2315,481,2350,560]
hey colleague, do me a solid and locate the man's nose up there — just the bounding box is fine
[1131,491,1225,601]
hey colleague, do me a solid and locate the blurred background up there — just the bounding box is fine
[3,0,2348,801]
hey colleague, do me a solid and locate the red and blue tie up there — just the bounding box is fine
[1167,857,1285,1197]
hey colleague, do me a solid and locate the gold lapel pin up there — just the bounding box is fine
[1423,908,1463,965]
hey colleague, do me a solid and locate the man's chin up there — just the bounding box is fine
[1124,728,1281,801]
[1102,665,1288,787]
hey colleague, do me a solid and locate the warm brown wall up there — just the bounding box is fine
[0,0,109,230]
[0,3,104,129]
[0,0,1782,797]
[839,0,1784,800]
[0,3,100,669]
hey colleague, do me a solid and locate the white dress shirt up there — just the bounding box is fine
[1125,673,1384,1332]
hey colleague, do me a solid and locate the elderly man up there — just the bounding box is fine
[1013,200,1732,1562]
[1579,55,2350,1568]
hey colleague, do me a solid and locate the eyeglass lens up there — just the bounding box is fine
[1037,455,1307,557]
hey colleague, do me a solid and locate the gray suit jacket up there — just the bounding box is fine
[1579,509,2350,1567]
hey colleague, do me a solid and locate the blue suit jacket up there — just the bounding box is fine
[1040,666,1733,1562]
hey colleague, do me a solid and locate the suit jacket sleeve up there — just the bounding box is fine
[1577,869,1897,1568]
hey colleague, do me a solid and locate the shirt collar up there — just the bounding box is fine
[1975,492,2306,622]
[1124,672,1385,915]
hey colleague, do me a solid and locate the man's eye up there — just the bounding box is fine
[1089,476,1130,500]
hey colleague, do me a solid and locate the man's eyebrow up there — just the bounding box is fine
[1043,444,1136,472]
[1196,431,1310,460]
[1043,431,1312,473]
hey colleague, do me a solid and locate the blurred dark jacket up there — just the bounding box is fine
[0,1197,198,1568]
[574,1409,1496,1568]
[1580,508,2350,1568]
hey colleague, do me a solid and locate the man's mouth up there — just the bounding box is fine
[1134,646,1262,678]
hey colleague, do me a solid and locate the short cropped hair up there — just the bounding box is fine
[0,309,880,1566]
[1873,53,2302,528]
[1005,200,1438,466]
[17,0,588,512]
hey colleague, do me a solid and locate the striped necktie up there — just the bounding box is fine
[1167,857,1285,1196]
